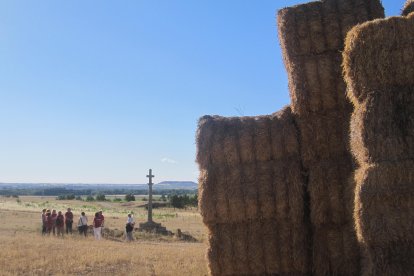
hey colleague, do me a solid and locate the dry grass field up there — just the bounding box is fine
[0,196,209,275]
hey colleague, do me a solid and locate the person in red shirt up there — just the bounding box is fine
[93,212,103,240]
[55,211,65,236]
[65,208,74,234]
[98,210,105,237]
[45,210,53,235]
[50,210,58,235]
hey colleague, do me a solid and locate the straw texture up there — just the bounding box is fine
[344,12,414,275]
[197,107,310,275]
[196,0,387,274]
[403,0,414,16]
[278,0,384,274]
[278,0,384,115]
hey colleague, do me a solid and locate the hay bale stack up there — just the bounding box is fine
[278,0,384,274]
[403,0,414,16]
[343,12,414,275]
[197,107,310,275]
[278,0,384,116]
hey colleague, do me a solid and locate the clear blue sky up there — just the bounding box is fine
[0,0,405,184]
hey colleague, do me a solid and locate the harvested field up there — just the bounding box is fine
[0,196,208,275]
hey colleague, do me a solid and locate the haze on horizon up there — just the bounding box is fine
[0,0,404,184]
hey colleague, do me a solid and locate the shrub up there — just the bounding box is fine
[86,195,95,201]
[124,194,135,202]
[95,194,106,201]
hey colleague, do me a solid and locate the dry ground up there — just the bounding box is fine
[0,196,209,275]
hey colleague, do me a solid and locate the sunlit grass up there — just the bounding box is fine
[0,196,208,275]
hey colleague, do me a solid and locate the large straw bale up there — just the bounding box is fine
[403,0,414,16]
[354,162,414,245]
[312,224,361,275]
[197,107,305,225]
[207,220,309,276]
[197,0,386,274]
[344,14,414,164]
[307,157,354,226]
[197,108,310,275]
[344,11,414,275]
[349,86,414,165]
[277,1,384,275]
[296,112,352,166]
[354,163,414,275]
[344,14,414,104]
[278,0,384,115]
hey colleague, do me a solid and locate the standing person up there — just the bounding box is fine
[98,210,105,237]
[65,208,74,234]
[55,211,65,237]
[93,212,103,240]
[50,210,58,235]
[125,213,135,242]
[78,212,88,237]
[41,209,47,235]
[46,210,53,235]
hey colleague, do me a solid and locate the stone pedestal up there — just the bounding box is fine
[138,220,170,235]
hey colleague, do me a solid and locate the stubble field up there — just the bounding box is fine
[0,196,208,275]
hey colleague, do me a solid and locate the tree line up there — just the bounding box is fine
[54,192,198,209]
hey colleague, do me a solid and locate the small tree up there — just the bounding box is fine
[86,195,95,201]
[189,194,198,207]
[96,194,106,201]
[124,193,135,202]
[160,194,167,202]
[170,195,185,209]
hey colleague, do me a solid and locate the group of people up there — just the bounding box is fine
[41,208,135,241]
[41,208,105,240]
[41,208,74,236]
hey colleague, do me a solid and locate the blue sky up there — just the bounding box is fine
[0,0,405,184]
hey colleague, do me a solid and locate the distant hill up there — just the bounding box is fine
[0,181,198,194]
[155,181,198,190]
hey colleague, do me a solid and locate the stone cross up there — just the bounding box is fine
[146,169,155,222]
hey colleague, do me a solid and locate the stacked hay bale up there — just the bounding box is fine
[278,0,384,274]
[196,0,386,275]
[343,8,414,275]
[403,0,414,16]
[197,107,311,275]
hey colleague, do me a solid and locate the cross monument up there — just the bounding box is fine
[146,169,154,222]
[138,169,169,234]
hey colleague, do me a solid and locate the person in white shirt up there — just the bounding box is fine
[78,212,88,237]
[125,213,135,241]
